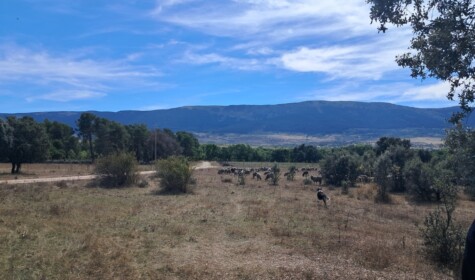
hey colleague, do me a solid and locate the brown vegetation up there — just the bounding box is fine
[0,164,473,279]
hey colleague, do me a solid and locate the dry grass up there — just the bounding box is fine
[0,164,473,279]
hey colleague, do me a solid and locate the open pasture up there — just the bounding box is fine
[0,164,473,279]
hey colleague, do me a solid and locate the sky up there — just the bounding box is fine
[0,0,457,113]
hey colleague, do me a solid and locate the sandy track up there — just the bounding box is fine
[194,161,217,169]
[0,171,155,185]
[0,161,216,185]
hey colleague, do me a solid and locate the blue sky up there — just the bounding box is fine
[0,0,455,113]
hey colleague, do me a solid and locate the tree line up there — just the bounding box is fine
[2,112,473,203]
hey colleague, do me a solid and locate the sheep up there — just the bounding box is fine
[316,188,329,207]
[265,173,274,181]
[310,175,322,185]
[302,171,309,177]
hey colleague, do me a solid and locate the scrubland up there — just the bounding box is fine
[0,164,474,279]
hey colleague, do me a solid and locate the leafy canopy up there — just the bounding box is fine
[367,0,475,121]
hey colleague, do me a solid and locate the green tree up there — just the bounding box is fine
[374,153,393,202]
[44,120,79,160]
[176,131,200,159]
[0,119,13,162]
[375,137,411,156]
[368,0,475,122]
[404,158,435,201]
[321,152,358,186]
[147,129,182,161]
[445,125,475,197]
[77,112,97,161]
[6,117,50,173]
[125,124,150,162]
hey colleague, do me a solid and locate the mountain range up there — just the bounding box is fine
[1,101,471,146]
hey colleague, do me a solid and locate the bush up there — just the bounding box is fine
[421,183,464,270]
[374,154,391,203]
[155,156,193,193]
[270,164,280,186]
[286,166,297,181]
[95,152,138,187]
[404,158,435,202]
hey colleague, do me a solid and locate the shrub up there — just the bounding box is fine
[237,174,245,186]
[374,154,391,203]
[421,183,464,270]
[303,178,313,185]
[286,166,297,181]
[95,152,138,187]
[270,164,280,186]
[155,156,193,193]
[404,158,435,202]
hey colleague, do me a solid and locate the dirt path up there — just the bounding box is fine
[0,161,216,185]
[0,171,155,185]
[194,161,217,170]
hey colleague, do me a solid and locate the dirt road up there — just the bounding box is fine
[0,161,216,185]
[0,171,156,185]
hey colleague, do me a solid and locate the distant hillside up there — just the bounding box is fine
[1,101,471,144]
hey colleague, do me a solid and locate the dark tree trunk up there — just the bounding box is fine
[88,134,95,162]
[11,162,21,174]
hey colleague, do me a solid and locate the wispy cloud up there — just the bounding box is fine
[0,44,161,102]
[298,81,454,107]
[151,0,384,41]
[279,36,408,79]
[26,90,106,102]
[180,51,270,71]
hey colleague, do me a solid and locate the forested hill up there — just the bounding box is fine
[1,101,471,137]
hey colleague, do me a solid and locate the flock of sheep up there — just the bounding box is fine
[217,166,329,206]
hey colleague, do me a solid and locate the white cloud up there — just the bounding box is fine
[280,36,408,79]
[400,82,451,101]
[180,51,267,71]
[152,0,377,41]
[298,81,454,107]
[0,44,161,102]
[27,90,106,102]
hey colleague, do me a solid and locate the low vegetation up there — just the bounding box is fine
[95,152,138,187]
[155,156,193,194]
[0,165,473,279]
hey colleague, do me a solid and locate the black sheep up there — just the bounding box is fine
[316,188,329,207]
[462,218,475,280]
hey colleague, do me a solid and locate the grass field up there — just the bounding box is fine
[0,163,473,279]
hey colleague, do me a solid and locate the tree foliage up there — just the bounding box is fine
[5,117,50,173]
[368,0,475,121]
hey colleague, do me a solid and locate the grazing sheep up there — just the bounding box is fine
[302,171,309,177]
[265,173,274,181]
[463,219,475,280]
[255,173,262,181]
[310,175,323,185]
[316,188,329,207]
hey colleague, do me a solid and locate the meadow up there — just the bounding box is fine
[0,163,473,279]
